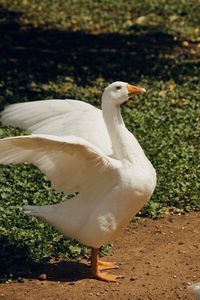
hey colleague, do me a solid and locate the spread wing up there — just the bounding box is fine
[0,100,112,155]
[0,134,117,194]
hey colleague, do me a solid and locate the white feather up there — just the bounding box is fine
[1,99,112,155]
[0,134,114,194]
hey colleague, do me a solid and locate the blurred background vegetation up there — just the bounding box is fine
[0,0,199,281]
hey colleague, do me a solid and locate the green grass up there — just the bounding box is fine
[0,0,199,281]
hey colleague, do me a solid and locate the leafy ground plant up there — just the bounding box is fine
[0,0,199,281]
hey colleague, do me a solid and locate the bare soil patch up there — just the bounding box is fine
[1,212,199,300]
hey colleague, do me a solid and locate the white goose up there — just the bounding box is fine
[0,82,156,282]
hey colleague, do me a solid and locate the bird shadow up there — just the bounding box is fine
[0,236,92,282]
[28,260,92,282]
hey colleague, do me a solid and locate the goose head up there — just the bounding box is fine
[102,81,146,106]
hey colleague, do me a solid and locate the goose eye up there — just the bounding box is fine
[116,86,121,90]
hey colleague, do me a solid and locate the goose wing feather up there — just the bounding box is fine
[0,134,116,194]
[0,100,112,154]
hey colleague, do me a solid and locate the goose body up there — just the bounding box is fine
[25,155,155,248]
[0,81,156,281]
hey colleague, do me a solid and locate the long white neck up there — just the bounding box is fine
[102,96,146,162]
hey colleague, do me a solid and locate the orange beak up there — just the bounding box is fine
[127,84,146,96]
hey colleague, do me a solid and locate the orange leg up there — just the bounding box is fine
[91,248,121,282]
[98,260,119,270]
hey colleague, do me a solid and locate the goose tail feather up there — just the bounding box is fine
[24,205,43,217]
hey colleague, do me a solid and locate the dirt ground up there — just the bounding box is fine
[0,212,199,300]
